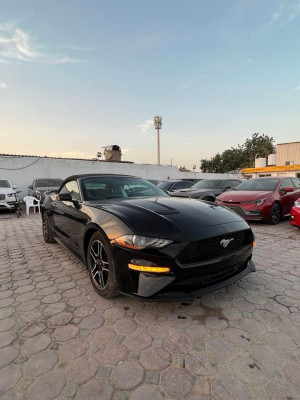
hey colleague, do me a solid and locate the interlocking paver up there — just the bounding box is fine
[66,356,99,384]
[74,378,113,400]
[0,346,19,368]
[112,360,144,390]
[22,350,57,376]
[0,213,299,399]
[161,366,194,399]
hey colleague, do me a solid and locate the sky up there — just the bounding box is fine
[0,0,300,170]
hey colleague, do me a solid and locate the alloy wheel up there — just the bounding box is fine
[42,215,48,240]
[271,204,281,224]
[89,240,109,289]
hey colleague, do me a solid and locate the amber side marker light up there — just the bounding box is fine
[253,240,256,247]
[128,264,170,273]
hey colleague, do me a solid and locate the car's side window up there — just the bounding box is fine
[291,178,300,189]
[173,181,191,190]
[224,180,239,188]
[232,180,241,188]
[60,181,80,200]
[280,178,294,190]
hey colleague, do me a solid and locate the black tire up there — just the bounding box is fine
[42,211,55,243]
[87,231,119,298]
[267,203,281,225]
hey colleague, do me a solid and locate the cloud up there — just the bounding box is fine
[248,58,254,64]
[59,44,93,51]
[136,119,153,133]
[133,33,164,50]
[88,78,100,85]
[48,57,85,65]
[0,82,8,88]
[122,148,130,153]
[176,82,193,91]
[293,86,300,91]
[269,0,300,26]
[0,22,85,64]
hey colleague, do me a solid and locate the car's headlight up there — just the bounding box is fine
[255,198,267,206]
[295,200,300,208]
[115,235,172,250]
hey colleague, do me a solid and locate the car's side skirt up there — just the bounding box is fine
[54,236,86,268]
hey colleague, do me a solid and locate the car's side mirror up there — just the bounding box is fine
[13,185,18,189]
[28,185,33,189]
[57,193,72,201]
[284,187,294,193]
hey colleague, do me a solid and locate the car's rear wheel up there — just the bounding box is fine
[268,203,281,225]
[42,211,55,243]
[87,231,119,298]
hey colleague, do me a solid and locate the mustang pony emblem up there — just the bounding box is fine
[220,238,234,248]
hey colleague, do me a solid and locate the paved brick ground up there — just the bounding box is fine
[0,212,299,400]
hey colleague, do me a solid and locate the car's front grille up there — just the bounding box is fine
[0,194,5,200]
[177,230,251,264]
[224,205,246,218]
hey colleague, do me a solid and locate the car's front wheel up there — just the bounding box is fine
[42,211,55,243]
[268,203,281,225]
[87,231,119,298]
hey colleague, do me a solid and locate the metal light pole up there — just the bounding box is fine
[154,116,162,165]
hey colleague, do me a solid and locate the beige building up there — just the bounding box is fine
[243,141,300,179]
[276,141,300,166]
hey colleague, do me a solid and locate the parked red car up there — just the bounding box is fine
[290,200,300,228]
[216,177,300,225]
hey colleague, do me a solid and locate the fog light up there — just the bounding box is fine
[128,260,170,273]
[290,215,295,220]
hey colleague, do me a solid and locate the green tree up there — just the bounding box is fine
[243,133,275,168]
[200,133,275,173]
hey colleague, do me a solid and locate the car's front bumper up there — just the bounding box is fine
[290,207,300,228]
[113,242,255,301]
[0,201,16,209]
[121,259,256,301]
[217,203,265,221]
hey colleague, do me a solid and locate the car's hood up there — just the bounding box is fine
[89,197,249,242]
[171,188,217,198]
[35,186,61,192]
[0,188,14,194]
[218,190,271,202]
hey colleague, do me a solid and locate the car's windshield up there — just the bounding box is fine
[236,178,280,191]
[192,180,221,189]
[0,180,10,188]
[81,176,168,201]
[36,179,63,187]
[157,181,174,190]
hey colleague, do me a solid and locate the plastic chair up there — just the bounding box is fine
[23,196,41,216]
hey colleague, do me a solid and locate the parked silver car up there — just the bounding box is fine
[28,178,63,203]
[0,178,18,210]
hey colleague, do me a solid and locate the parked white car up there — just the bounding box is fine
[0,179,18,210]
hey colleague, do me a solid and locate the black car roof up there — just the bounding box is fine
[64,173,138,182]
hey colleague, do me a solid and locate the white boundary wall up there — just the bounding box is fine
[0,155,237,198]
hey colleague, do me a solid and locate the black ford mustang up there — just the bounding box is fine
[41,174,256,301]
